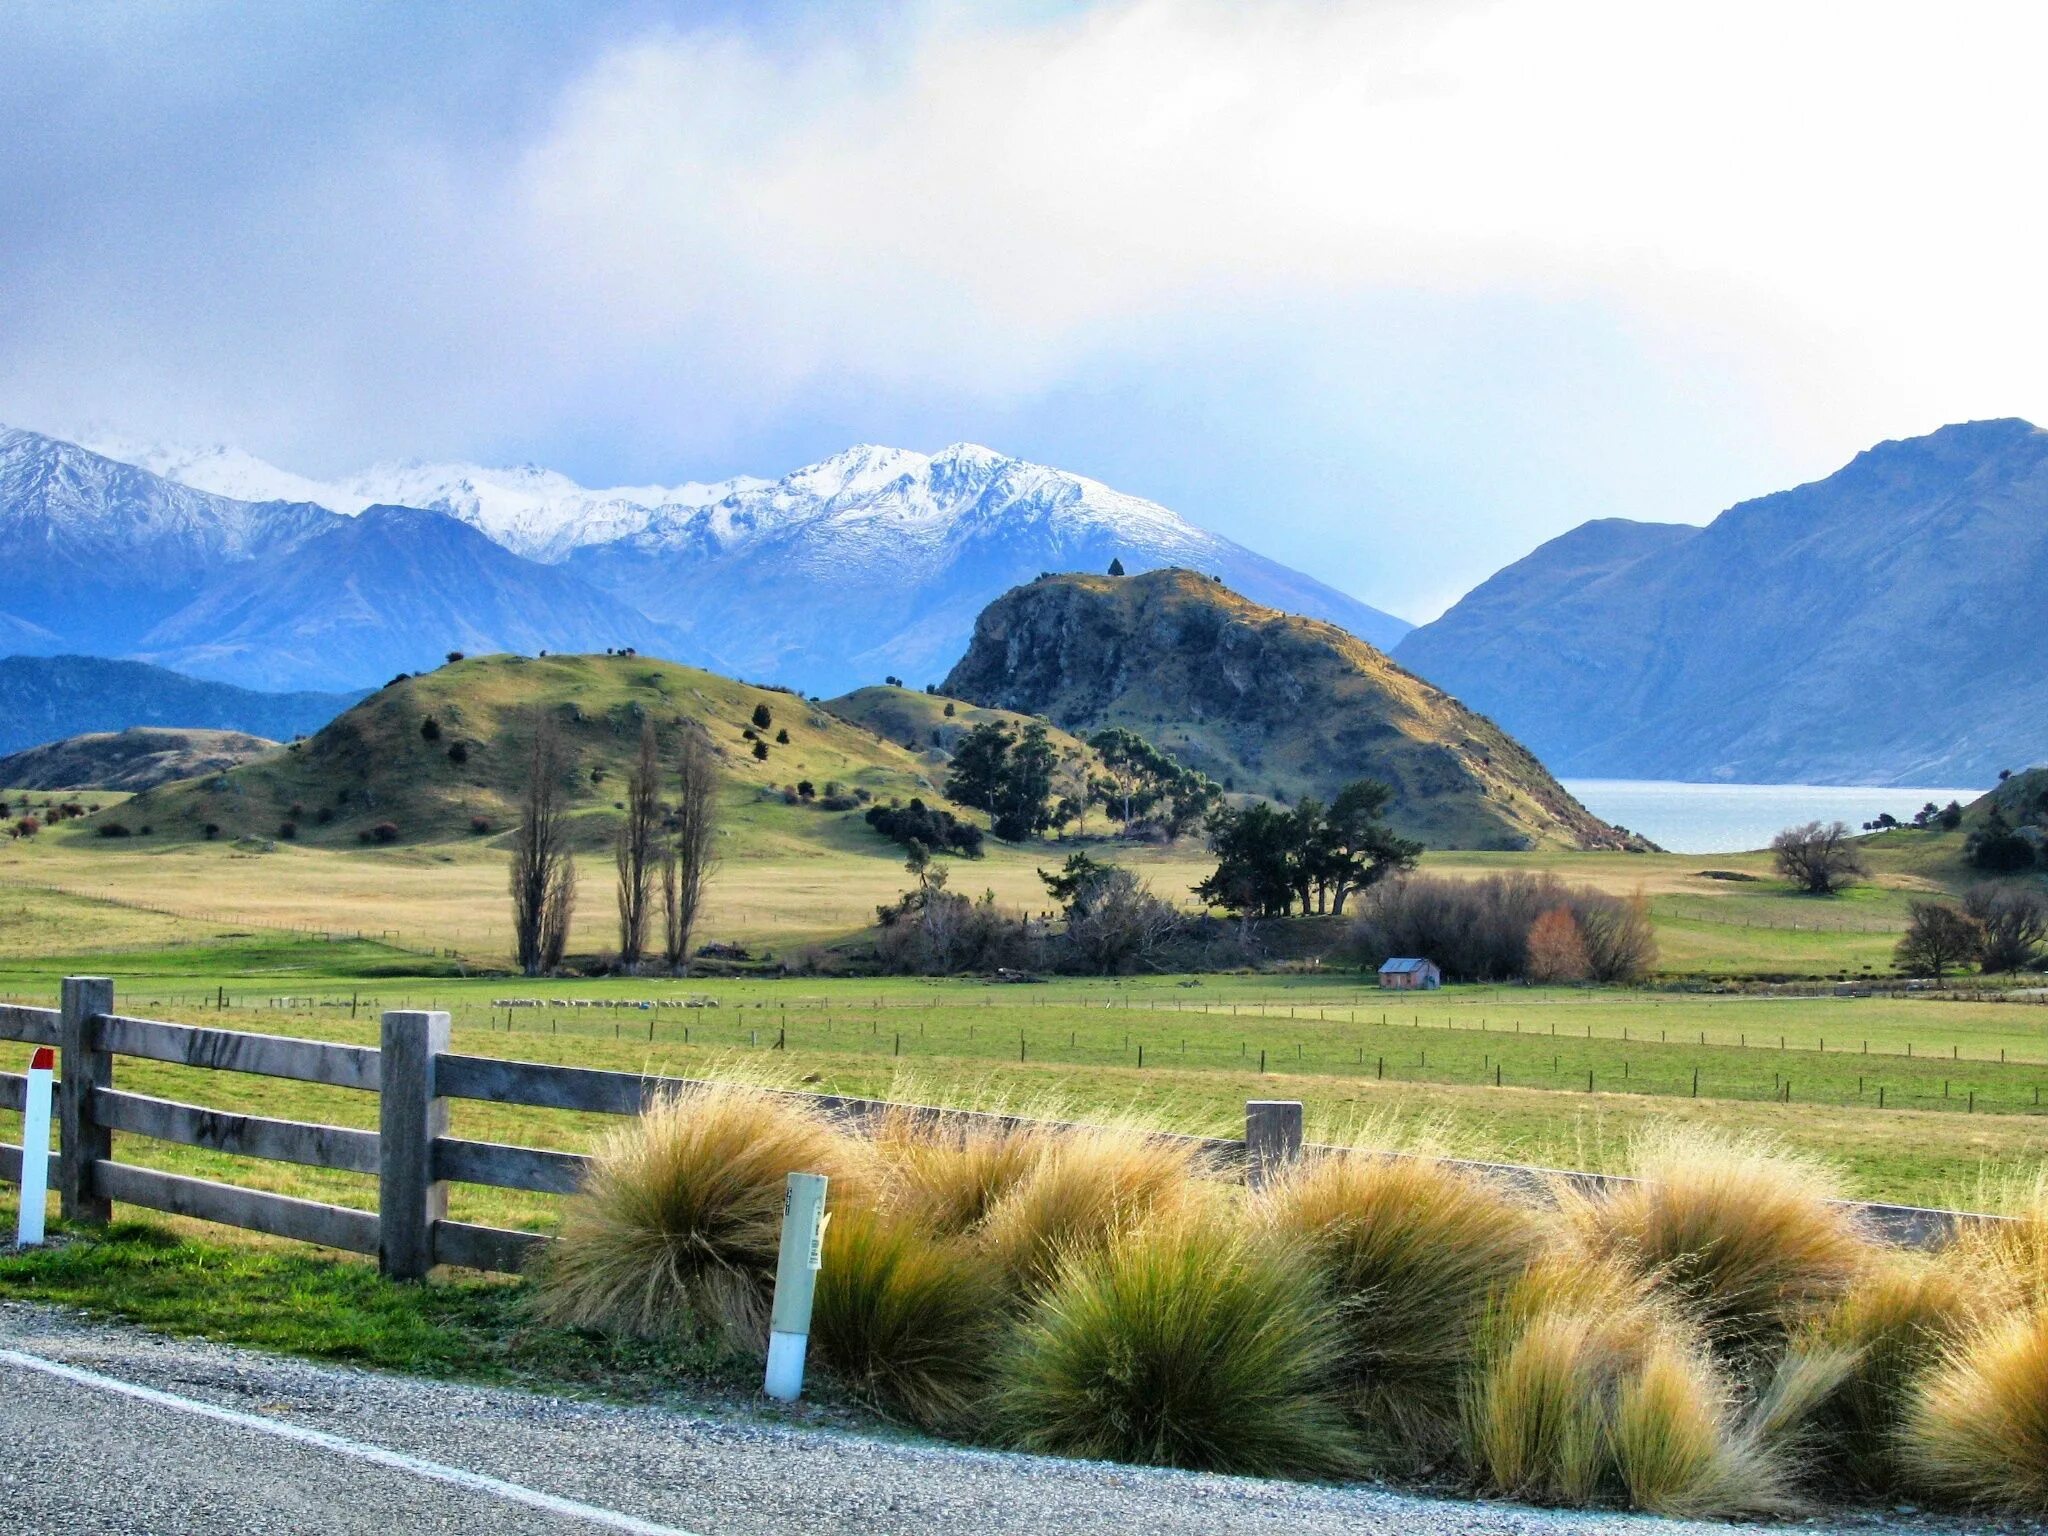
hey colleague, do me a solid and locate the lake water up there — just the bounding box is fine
[1560,779,1986,856]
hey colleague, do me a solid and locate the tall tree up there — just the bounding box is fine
[614,720,661,970]
[1319,779,1420,914]
[991,722,1059,841]
[944,721,1013,813]
[1894,900,1982,980]
[1771,820,1866,894]
[660,723,722,973]
[510,711,576,976]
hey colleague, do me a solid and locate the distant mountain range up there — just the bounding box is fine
[1394,419,2048,786]
[11,427,1409,692]
[0,727,280,791]
[0,656,362,758]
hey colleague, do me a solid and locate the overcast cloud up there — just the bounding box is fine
[4,0,2044,619]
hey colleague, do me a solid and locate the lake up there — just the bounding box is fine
[1560,779,1986,856]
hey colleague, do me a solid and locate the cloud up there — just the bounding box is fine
[4,0,2046,614]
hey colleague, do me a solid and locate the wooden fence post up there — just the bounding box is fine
[379,1010,450,1280]
[1244,1099,1303,1190]
[58,976,115,1225]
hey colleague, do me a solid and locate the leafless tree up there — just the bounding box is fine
[511,711,577,977]
[1062,865,1184,973]
[1771,820,1866,895]
[1963,883,2048,973]
[1053,753,1094,838]
[614,720,661,971]
[1895,900,1982,980]
[660,723,722,973]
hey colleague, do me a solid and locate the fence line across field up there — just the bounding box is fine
[0,978,2006,1278]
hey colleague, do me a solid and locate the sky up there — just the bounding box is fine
[4,0,2046,622]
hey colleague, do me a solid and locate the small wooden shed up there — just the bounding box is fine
[1377,957,1442,991]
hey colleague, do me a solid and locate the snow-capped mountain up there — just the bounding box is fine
[21,425,1411,694]
[85,433,766,564]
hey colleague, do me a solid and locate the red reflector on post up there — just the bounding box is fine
[29,1046,54,1071]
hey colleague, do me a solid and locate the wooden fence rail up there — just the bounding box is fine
[0,977,1997,1278]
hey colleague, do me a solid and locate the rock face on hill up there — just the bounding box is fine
[942,569,1630,850]
[1394,419,2048,786]
[0,728,278,791]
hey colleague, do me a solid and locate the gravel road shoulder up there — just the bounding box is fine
[0,1302,2010,1536]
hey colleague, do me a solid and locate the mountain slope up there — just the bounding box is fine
[0,427,333,650]
[89,431,1411,691]
[137,504,679,691]
[0,656,362,758]
[1394,419,2048,785]
[0,728,279,791]
[942,569,1627,850]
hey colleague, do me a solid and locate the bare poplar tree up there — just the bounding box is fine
[510,710,577,976]
[614,720,661,971]
[661,723,722,973]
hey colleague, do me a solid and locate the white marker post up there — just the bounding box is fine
[763,1172,829,1402]
[15,1046,55,1247]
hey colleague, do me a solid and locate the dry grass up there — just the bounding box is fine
[809,1203,1005,1432]
[1904,1306,2048,1511]
[979,1122,1207,1294]
[872,1109,1059,1239]
[1799,1258,1985,1491]
[1561,1132,1870,1361]
[532,1081,871,1343]
[1463,1259,1792,1517]
[1262,1150,1546,1462]
[996,1204,1357,1477]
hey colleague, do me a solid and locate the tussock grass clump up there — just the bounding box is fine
[1797,1259,1983,1491]
[810,1204,1005,1431]
[979,1123,1204,1293]
[998,1206,1357,1477]
[1464,1260,1791,1518]
[1904,1307,2048,1511]
[875,1111,1055,1238]
[1263,1151,1545,1460]
[1563,1133,1868,1360]
[533,1082,870,1343]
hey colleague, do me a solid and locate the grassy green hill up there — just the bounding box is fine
[943,569,1634,851]
[91,654,948,851]
[823,684,1093,761]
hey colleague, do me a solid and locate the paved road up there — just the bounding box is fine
[0,1303,1975,1536]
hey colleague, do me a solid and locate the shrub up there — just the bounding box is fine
[534,1083,870,1343]
[316,805,334,824]
[202,823,221,840]
[1561,1134,1868,1362]
[10,816,36,839]
[445,650,465,663]
[811,1204,1003,1430]
[775,728,790,745]
[469,815,491,835]
[420,716,442,741]
[1904,1308,2048,1511]
[370,821,400,844]
[751,702,773,730]
[751,739,769,761]
[277,821,298,840]
[877,1113,1054,1238]
[1264,1152,1545,1460]
[288,802,306,818]
[796,780,814,799]
[448,741,469,765]
[96,821,132,838]
[998,1206,1357,1477]
[980,1123,1202,1294]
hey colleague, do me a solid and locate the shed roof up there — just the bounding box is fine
[1378,957,1435,974]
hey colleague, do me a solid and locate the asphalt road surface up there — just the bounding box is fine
[0,1303,1990,1535]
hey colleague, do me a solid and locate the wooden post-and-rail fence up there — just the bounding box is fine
[0,978,1986,1276]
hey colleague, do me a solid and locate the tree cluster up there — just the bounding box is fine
[1962,884,2048,973]
[944,720,1060,841]
[1085,728,1221,839]
[1350,871,1657,984]
[1965,807,2043,873]
[865,798,985,858]
[1195,780,1420,918]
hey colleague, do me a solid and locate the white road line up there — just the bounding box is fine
[0,1347,704,1536]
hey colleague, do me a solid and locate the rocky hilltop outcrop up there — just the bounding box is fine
[943,568,1634,850]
